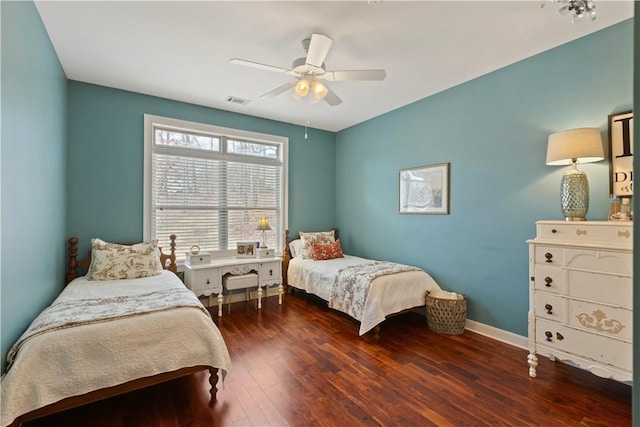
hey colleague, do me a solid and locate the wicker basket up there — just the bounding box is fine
[425,292,467,335]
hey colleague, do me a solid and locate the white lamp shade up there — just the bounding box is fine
[256,218,271,231]
[546,128,604,166]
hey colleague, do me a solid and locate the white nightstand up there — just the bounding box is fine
[184,256,283,317]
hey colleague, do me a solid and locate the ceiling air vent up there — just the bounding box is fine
[226,96,251,106]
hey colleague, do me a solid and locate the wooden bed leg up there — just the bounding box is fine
[373,325,380,341]
[278,283,284,304]
[209,367,219,400]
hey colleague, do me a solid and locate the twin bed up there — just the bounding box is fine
[282,229,442,338]
[1,235,231,427]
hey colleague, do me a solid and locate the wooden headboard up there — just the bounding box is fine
[66,235,177,284]
[281,229,338,286]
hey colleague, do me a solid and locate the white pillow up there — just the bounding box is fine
[89,238,163,281]
[289,239,302,258]
[299,231,336,260]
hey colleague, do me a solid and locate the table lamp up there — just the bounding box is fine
[256,218,272,248]
[546,128,604,221]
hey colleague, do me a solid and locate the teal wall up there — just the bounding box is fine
[335,20,634,337]
[66,81,335,254]
[0,2,68,371]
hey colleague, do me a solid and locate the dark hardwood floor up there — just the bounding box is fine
[26,292,631,426]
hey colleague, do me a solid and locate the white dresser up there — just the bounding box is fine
[527,220,633,382]
[184,256,283,317]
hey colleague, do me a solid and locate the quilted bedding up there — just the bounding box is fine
[1,270,232,427]
[288,255,441,335]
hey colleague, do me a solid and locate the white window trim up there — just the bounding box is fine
[143,114,288,251]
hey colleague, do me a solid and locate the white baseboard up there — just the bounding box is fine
[464,319,528,350]
[412,306,527,350]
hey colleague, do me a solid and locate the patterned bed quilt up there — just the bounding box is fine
[1,270,232,427]
[288,255,441,335]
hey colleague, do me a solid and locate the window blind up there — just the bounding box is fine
[145,116,286,260]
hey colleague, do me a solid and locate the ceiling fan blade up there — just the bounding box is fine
[323,87,342,106]
[323,70,387,82]
[305,34,333,68]
[230,58,290,74]
[260,81,297,99]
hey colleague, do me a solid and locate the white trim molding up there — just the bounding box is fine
[464,319,528,350]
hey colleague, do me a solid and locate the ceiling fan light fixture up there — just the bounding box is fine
[294,78,311,97]
[232,33,385,107]
[311,81,328,101]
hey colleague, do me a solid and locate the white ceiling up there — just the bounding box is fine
[34,1,634,132]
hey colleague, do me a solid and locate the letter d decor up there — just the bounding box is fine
[608,111,634,197]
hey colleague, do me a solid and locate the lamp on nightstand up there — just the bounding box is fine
[546,127,604,221]
[256,218,271,248]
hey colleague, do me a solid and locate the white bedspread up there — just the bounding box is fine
[1,271,232,427]
[288,255,441,335]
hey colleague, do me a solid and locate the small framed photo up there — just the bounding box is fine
[236,242,256,258]
[608,110,633,197]
[399,162,450,215]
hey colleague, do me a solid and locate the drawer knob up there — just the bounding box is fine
[206,279,210,285]
[556,332,564,341]
[545,331,552,342]
[269,269,273,276]
[544,277,552,287]
[551,229,557,234]
[544,303,553,315]
[544,253,553,263]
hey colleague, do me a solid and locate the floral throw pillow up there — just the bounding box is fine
[299,231,336,259]
[89,238,163,281]
[311,240,344,261]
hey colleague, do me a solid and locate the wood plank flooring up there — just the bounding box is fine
[26,292,631,426]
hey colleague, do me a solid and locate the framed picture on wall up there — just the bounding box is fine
[236,242,256,258]
[608,110,633,197]
[399,162,450,215]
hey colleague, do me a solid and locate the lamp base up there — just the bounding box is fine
[560,169,589,221]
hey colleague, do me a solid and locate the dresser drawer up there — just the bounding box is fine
[564,249,632,276]
[186,268,221,296]
[536,319,631,371]
[533,266,565,294]
[536,222,632,248]
[534,246,563,267]
[568,300,632,341]
[567,270,632,307]
[534,293,566,323]
[259,261,281,284]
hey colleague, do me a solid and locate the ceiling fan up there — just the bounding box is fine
[230,34,387,106]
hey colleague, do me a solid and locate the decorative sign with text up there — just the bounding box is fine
[608,111,634,197]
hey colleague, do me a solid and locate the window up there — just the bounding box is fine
[144,115,288,260]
